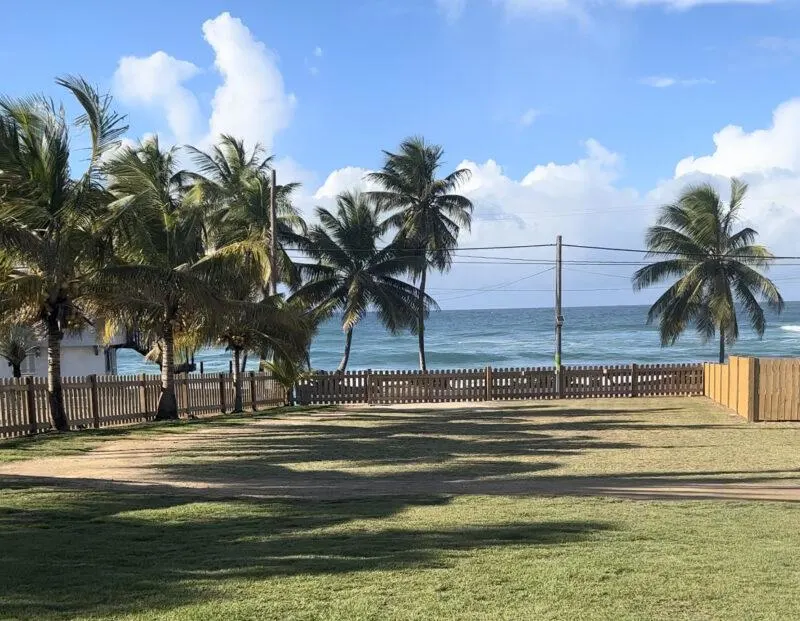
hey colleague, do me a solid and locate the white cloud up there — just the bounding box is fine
[113,12,295,151]
[314,167,375,199]
[112,52,202,143]
[640,76,715,88]
[675,99,800,177]
[314,46,324,57]
[202,12,296,151]
[640,76,677,88]
[519,108,540,126]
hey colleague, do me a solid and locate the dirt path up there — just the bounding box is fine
[2,405,800,502]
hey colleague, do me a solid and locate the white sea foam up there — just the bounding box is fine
[780,325,800,333]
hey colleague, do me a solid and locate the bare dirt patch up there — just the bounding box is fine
[2,398,799,501]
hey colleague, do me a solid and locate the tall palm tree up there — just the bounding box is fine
[291,190,432,372]
[0,76,126,430]
[97,136,222,420]
[367,136,473,370]
[633,178,783,363]
[186,136,307,294]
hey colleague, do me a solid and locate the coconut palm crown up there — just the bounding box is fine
[633,178,783,362]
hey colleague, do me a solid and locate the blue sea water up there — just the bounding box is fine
[116,303,800,374]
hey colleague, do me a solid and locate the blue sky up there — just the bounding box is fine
[4,0,800,309]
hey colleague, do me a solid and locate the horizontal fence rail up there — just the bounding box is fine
[0,372,285,439]
[296,363,704,406]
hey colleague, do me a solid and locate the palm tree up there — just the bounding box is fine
[97,136,222,420]
[187,136,307,294]
[0,77,126,430]
[367,136,473,370]
[0,324,37,378]
[633,178,783,363]
[201,271,310,412]
[291,190,432,372]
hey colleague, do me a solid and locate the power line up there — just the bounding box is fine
[564,243,800,261]
[437,267,554,302]
[283,243,556,256]
[562,266,632,279]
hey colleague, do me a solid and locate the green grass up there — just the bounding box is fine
[1,398,800,620]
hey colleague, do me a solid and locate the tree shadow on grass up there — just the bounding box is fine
[0,477,612,620]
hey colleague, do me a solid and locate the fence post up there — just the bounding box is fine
[25,376,37,435]
[748,357,760,422]
[88,374,100,429]
[199,361,204,375]
[138,373,148,417]
[250,371,257,411]
[556,367,565,398]
[219,372,227,413]
[630,363,638,398]
[365,369,372,405]
[183,374,191,417]
[485,366,493,401]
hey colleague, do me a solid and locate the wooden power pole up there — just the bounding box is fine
[555,235,564,397]
[268,168,278,296]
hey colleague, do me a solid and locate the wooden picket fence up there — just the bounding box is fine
[0,372,285,439]
[705,356,800,422]
[296,363,704,406]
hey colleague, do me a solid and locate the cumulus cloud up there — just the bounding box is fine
[675,99,800,178]
[202,13,296,151]
[113,12,295,150]
[112,52,202,143]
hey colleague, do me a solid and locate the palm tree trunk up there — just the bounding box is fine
[719,327,725,364]
[418,267,427,371]
[12,364,21,379]
[156,325,178,420]
[241,352,248,373]
[337,328,353,373]
[46,314,68,431]
[232,347,243,413]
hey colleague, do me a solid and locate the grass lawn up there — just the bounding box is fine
[1,398,799,620]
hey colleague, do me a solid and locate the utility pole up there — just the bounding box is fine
[268,168,278,297]
[555,235,564,397]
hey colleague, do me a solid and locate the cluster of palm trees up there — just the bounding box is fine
[0,77,787,433]
[0,77,473,431]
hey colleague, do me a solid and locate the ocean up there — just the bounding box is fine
[116,303,800,375]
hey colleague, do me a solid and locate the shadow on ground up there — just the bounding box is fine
[0,477,610,620]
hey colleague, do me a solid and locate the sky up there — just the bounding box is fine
[4,0,800,309]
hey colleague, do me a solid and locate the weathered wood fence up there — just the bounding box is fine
[0,372,285,439]
[705,356,800,422]
[1,362,714,439]
[296,363,705,406]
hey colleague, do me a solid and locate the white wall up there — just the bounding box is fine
[0,328,119,379]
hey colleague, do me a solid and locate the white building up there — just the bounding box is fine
[0,327,126,379]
